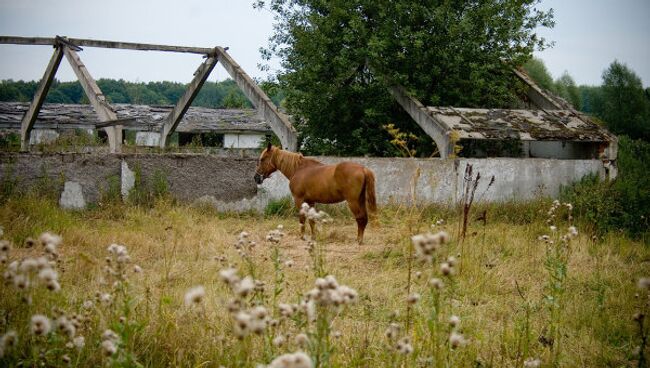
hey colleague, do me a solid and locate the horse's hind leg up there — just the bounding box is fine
[347,200,368,245]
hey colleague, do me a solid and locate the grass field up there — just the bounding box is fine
[0,195,648,367]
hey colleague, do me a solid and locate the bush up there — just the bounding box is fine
[561,136,650,240]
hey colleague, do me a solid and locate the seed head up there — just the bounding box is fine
[31,315,51,336]
[294,333,309,347]
[184,286,206,306]
[0,330,17,357]
[234,276,255,297]
[39,232,62,248]
[523,358,541,368]
[638,277,650,290]
[449,315,460,328]
[268,351,313,368]
[396,337,413,355]
[406,293,420,305]
[440,262,452,276]
[429,278,445,289]
[449,331,466,348]
[101,340,117,356]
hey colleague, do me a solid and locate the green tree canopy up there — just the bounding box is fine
[553,71,581,109]
[255,0,554,155]
[523,57,554,91]
[597,61,649,140]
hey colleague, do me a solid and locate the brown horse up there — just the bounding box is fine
[254,144,376,244]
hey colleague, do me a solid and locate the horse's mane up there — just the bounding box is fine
[273,149,321,179]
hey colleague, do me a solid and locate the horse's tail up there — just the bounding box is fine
[364,168,377,214]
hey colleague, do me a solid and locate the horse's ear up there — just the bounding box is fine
[267,142,273,151]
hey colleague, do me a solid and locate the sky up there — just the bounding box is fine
[0,0,648,87]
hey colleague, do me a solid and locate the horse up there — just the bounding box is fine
[254,143,376,244]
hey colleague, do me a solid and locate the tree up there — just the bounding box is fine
[255,0,554,155]
[597,61,649,140]
[553,71,581,109]
[523,57,554,91]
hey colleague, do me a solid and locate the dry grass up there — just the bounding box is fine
[0,195,648,367]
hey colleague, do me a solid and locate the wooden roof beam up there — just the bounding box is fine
[19,46,64,151]
[62,45,123,152]
[160,54,219,147]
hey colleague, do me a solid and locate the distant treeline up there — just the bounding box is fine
[0,78,284,109]
[523,58,650,141]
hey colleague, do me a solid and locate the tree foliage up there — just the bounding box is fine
[255,0,554,155]
[597,61,649,140]
[0,78,259,109]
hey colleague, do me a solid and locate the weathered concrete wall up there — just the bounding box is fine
[0,152,605,212]
[254,157,605,209]
[224,133,265,149]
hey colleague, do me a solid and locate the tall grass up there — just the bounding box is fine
[0,195,648,367]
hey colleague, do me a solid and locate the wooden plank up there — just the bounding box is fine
[0,35,213,55]
[160,55,219,147]
[20,47,64,151]
[62,46,123,152]
[213,46,298,151]
[95,117,137,128]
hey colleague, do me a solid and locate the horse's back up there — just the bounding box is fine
[291,161,367,204]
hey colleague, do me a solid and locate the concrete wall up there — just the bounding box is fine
[224,133,265,149]
[0,152,605,212]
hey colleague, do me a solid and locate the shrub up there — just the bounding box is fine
[561,136,650,240]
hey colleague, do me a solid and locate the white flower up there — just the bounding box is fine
[638,277,650,290]
[101,340,117,356]
[406,293,420,305]
[31,315,51,336]
[73,335,85,349]
[396,337,413,354]
[294,333,309,347]
[184,286,206,306]
[0,330,17,357]
[38,268,58,283]
[449,331,466,348]
[39,232,62,248]
[449,315,460,328]
[429,278,445,289]
[268,351,313,368]
[523,358,541,367]
[234,276,255,297]
[219,268,239,285]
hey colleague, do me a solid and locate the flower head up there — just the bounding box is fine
[184,286,206,306]
[31,315,51,336]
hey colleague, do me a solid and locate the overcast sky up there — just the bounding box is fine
[0,0,648,87]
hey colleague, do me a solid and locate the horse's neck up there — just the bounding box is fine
[274,150,319,179]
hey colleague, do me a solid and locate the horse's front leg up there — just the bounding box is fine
[294,196,307,240]
[307,202,316,240]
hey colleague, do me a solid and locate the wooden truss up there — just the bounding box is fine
[0,35,298,152]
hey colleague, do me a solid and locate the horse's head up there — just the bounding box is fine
[254,143,277,184]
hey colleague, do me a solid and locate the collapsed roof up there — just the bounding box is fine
[0,102,272,134]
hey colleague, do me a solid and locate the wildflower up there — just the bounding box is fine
[273,335,286,346]
[0,330,17,358]
[101,329,120,342]
[568,226,578,237]
[549,225,557,232]
[101,340,117,356]
[284,259,295,268]
[523,358,541,367]
[447,256,458,267]
[73,335,85,349]
[638,278,650,290]
[411,231,449,263]
[449,331,466,348]
[294,333,309,347]
[13,274,29,290]
[279,303,297,318]
[38,268,58,283]
[396,337,413,354]
[449,315,460,328]
[133,265,142,273]
[429,278,445,289]
[31,315,51,336]
[184,286,206,306]
[82,300,94,310]
[19,258,38,273]
[406,293,420,305]
[338,285,358,304]
[234,311,252,338]
[0,240,11,254]
[384,323,400,340]
[56,316,76,338]
[62,354,71,364]
[234,276,255,297]
[99,293,112,305]
[440,262,452,276]
[268,351,313,368]
[219,268,240,285]
[39,232,62,248]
